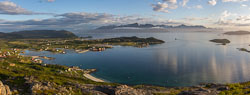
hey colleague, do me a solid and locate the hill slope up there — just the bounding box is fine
[0,30,77,39]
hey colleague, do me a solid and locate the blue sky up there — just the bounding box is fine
[0,0,250,32]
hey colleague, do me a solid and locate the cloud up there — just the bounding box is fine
[152,0,178,13]
[0,1,53,15]
[215,10,250,27]
[0,12,115,32]
[216,11,232,25]
[183,17,212,21]
[163,0,177,4]
[236,15,250,21]
[195,5,203,9]
[0,12,183,31]
[241,4,248,7]
[39,0,55,3]
[216,10,235,24]
[208,0,217,6]
[216,18,250,26]
[221,10,232,18]
[208,0,248,6]
[182,17,214,26]
[181,0,189,6]
[9,12,114,26]
[47,0,55,2]
[222,0,248,2]
[152,2,170,13]
[0,1,34,15]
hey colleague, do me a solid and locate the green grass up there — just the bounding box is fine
[219,83,250,95]
[0,53,116,94]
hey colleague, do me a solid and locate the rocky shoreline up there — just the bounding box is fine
[2,77,250,95]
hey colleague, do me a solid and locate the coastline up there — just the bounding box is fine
[84,73,105,82]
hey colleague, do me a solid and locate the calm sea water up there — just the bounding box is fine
[25,31,250,87]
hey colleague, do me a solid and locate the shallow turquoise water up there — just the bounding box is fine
[24,31,250,87]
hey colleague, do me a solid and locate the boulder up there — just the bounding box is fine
[217,86,229,91]
[0,81,11,95]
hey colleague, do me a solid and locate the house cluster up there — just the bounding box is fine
[89,44,113,52]
[137,43,150,48]
[66,66,83,72]
[0,48,20,58]
[39,47,66,54]
[31,56,43,64]
[65,66,96,74]
[90,47,106,51]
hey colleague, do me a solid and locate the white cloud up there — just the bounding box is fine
[218,10,235,22]
[216,11,232,25]
[241,4,248,7]
[222,0,248,2]
[181,0,189,6]
[215,10,250,27]
[0,1,53,15]
[208,0,217,6]
[163,0,177,4]
[183,17,212,21]
[208,0,248,6]
[0,1,33,15]
[221,10,231,18]
[152,0,178,13]
[195,5,203,9]
[236,15,250,21]
[168,4,178,9]
[152,2,170,13]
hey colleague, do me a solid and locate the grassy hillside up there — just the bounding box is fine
[0,30,77,39]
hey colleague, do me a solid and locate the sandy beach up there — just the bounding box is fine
[84,74,105,82]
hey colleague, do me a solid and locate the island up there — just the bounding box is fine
[210,39,230,45]
[237,48,250,53]
[224,30,250,35]
[0,30,250,95]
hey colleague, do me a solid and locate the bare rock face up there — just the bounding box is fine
[31,82,70,94]
[0,81,11,95]
[115,85,150,95]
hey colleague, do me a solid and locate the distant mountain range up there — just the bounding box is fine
[0,30,77,39]
[96,23,207,30]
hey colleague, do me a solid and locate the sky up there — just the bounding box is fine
[0,0,250,32]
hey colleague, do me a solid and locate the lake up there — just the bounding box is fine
[24,30,250,87]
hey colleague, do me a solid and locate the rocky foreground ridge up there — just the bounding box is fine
[2,77,250,95]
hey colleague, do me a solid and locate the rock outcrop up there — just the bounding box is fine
[0,81,11,95]
[115,85,150,95]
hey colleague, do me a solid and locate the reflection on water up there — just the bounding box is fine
[24,31,250,87]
